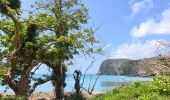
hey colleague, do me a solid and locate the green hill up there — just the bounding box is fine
[98,56,170,76]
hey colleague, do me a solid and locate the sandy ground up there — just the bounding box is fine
[0,91,105,100]
[29,91,105,100]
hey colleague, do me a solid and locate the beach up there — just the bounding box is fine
[0,91,105,100]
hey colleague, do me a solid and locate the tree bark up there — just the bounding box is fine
[14,72,30,97]
[54,62,64,100]
[4,68,30,98]
[15,88,28,97]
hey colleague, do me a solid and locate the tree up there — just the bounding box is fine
[31,0,100,99]
[0,0,32,96]
[0,0,54,97]
[0,0,100,99]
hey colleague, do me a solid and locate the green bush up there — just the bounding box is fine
[89,76,170,100]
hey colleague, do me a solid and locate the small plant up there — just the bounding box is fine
[73,70,82,97]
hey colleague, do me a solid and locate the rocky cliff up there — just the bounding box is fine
[98,57,170,76]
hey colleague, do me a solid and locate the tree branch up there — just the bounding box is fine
[3,69,18,93]
[2,5,21,78]
[29,78,52,95]
[41,59,55,69]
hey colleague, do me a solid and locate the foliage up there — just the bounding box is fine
[89,76,170,100]
[31,0,100,99]
[0,0,21,15]
[0,0,100,98]
[0,68,7,79]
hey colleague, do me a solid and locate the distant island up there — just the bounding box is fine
[98,56,170,77]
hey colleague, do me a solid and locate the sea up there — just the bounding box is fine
[0,74,152,93]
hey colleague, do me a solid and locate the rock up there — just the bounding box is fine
[98,57,170,76]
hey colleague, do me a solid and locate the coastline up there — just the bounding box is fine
[0,75,152,99]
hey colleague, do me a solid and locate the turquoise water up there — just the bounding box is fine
[0,75,152,93]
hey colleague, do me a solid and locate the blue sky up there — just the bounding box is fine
[21,0,170,74]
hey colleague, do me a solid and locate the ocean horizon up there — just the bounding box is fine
[0,74,152,93]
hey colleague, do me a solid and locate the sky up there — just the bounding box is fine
[21,0,170,74]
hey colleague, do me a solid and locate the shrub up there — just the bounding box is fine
[89,76,170,100]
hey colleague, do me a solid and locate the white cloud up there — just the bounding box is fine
[130,0,154,16]
[131,7,170,38]
[111,40,169,60]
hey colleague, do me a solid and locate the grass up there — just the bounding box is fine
[0,96,27,100]
[89,75,170,100]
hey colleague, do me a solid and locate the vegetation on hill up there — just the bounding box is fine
[89,75,170,100]
[99,55,170,76]
[99,59,148,76]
